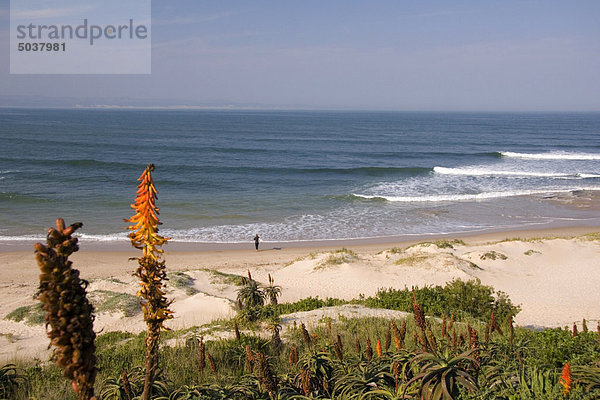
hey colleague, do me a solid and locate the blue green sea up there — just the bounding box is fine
[1,109,599,245]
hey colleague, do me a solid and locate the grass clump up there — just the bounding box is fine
[316,248,358,269]
[579,232,600,241]
[480,251,508,260]
[387,246,403,254]
[395,254,430,266]
[524,249,541,256]
[203,269,246,286]
[90,290,140,317]
[168,271,198,295]
[408,239,466,250]
[5,303,45,325]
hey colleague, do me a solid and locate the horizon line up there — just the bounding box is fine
[1,105,600,113]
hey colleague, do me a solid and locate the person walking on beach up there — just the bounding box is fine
[253,234,260,251]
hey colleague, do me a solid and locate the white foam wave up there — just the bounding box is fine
[353,187,600,203]
[500,151,600,160]
[0,234,44,241]
[0,232,129,242]
[433,166,572,178]
[77,233,129,241]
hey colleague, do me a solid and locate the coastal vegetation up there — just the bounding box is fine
[4,165,599,399]
[3,281,599,399]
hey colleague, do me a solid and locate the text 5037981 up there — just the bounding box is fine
[18,42,66,51]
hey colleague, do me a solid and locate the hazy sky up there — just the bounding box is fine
[1,0,599,110]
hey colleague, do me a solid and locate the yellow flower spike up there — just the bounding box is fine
[124,164,170,261]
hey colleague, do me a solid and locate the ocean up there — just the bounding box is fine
[1,109,599,245]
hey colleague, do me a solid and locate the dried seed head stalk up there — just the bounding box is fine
[399,321,407,342]
[207,353,218,380]
[426,324,437,353]
[582,318,588,333]
[254,351,278,396]
[467,325,477,348]
[420,332,429,352]
[441,315,447,338]
[336,334,344,353]
[289,346,299,366]
[448,312,455,331]
[490,311,503,335]
[572,323,578,337]
[384,326,391,351]
[136,257,173,330]
[271,325,282,352]
[468,325,480,366]
[509,317,515,349]
[35,219,97,400]
[484,322,490,344]
[412,291,426,333]
[334,334,344,361]
[121,369,133,400]
[301,323,311,346]
[365,337,373,361]
[245,345,255,373]
[234,321,241,340]
[354,335,362,354]
[301,368,311,396]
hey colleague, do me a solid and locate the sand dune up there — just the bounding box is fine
[0,227,598,363]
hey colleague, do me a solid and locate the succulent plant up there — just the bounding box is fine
[35,218,97,400]
[124,164,173,400]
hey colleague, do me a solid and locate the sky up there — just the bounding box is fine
[1,0,599,111]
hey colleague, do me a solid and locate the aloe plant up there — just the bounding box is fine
[333,358,396,398]
[0,364,24,399]
[34,219,97,400]
[237,278,266,309]
[124,164,173,400]
[264,274,282,306]
[403,348,479,399]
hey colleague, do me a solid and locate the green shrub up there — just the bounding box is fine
[480,251,508,260]
[91,290,141,317]
[204,269,246,286]
[274,297,348,315]
[5,303,45,325]
[169,271,199,295]
[363,279,520,322]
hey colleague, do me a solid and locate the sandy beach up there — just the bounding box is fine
[1,225,599,363]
